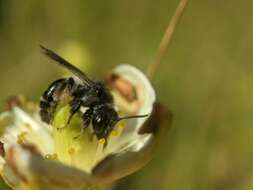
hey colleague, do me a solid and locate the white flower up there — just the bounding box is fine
[0,65,170,190]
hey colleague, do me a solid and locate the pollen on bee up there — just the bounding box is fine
[17,132,27,144]
[45,153,58,160]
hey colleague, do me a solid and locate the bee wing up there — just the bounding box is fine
[40,45,94,86]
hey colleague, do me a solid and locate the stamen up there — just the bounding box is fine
[107,121,126,148]
[68,147,76,166]
[93,138,105,165]
[17,132,27,144]
[45,153,58,160]
[110,121,126,138]
[98,138,105,145]
[110,130,118,137]
[117,120,126,137]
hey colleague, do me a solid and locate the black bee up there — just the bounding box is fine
[39,45,147,142]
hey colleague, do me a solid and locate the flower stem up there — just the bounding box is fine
[146,0,189,80]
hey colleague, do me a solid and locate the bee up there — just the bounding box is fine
[39,45,148,142]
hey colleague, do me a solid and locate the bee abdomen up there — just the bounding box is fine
[39,99,52,123]
[39,77,75,124]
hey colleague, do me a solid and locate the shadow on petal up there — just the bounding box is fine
[3,144,96,190]
[92,102,173,184]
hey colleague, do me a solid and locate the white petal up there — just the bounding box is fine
[106,64,156,153]
[113,64,156,132]
[92,103,172,184]
[2,145,95,190]
[92,135,156,184]
[0,107,54,155]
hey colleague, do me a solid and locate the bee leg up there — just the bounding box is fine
[40,77,75,124]
[63,98,81,128]
[73,110,91,140]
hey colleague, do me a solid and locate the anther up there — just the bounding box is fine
[111,130,118,137]
[17,132,27,144]
[45,153,58,160]
[98,138,105,145]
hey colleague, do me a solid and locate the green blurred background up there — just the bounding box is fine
[0,0,253,189]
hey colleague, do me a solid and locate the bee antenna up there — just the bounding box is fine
[117,114,149,122]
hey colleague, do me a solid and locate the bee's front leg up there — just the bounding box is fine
[63,98,82,127]
[73,109,92,139]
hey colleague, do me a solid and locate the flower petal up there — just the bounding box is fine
[105,64,156,153]
[92,103,172,183]
[0,107,54,155]
[110,64,156,129]
[2,144,95,190]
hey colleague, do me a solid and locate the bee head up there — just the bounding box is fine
[93,81,114,103]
